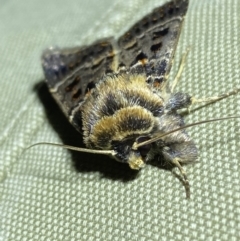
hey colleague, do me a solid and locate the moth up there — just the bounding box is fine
[39,0,239,197]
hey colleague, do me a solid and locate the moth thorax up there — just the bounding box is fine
[83,106,157,168]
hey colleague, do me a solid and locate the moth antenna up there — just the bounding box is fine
[27,142,116,156]
[133,116,240,150]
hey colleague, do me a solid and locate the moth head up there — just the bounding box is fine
[111,136,152,170]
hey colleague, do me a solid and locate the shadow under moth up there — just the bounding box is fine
[33,0,239,198]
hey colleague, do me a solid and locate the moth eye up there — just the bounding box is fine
[136,136,152,158]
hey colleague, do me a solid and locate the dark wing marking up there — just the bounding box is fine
[42,38,117,120]
[117,0,188,88]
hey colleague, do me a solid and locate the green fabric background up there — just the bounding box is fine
[0,0,239,240]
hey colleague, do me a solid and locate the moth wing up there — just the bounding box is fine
[41,38,118,131]
[117,0,188,89]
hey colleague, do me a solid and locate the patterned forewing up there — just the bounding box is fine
[117,0,188,88]
[41,0,189,133]
[42,38,117,116]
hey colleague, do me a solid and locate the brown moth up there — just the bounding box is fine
[38,0,239,197]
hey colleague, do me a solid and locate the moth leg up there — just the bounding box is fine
[162,142,198,198]
[171,48,190,92]
[165,154,190,198]
[191,88,240,105]
[166,92,192,111]
[171,158,190,198]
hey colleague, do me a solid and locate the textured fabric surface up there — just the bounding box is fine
[0,0,240,240]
